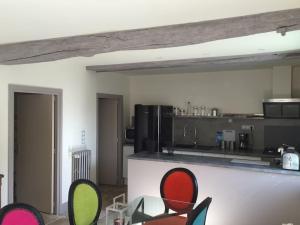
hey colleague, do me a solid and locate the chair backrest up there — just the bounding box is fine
[186,197,212,225]
[160,168,198,212]
[0,203,44,225]
[68,179,102,225]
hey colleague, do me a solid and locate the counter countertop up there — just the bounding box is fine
[169,146,277,158]
[128,152,300,176]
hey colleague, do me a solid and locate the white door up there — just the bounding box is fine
[15,93,55,213]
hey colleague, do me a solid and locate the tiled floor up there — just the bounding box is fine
[99,184,127,208]
[42,213,68,225]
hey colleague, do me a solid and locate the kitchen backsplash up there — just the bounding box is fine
[173,116,300,151]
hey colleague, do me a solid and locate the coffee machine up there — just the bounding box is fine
[239,133,249,150]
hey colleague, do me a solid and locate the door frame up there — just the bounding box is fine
[96,93,123,185]
[8,84,63,214]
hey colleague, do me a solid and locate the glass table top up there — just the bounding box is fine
[106,195,195,225]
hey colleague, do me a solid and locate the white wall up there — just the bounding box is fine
[272,66,292,98]
[1,59,298,209]
[0,58,129,208]
[129,68,273,116]
[292,66,300,98]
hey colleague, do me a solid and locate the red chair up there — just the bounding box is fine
[132,168,199,224]
[160,168,198,213]
[0,203,44,225]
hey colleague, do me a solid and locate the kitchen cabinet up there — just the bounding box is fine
[123,145,134,184]
[263,99,300,119]
[0,174,3,208]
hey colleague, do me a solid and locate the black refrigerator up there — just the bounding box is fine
[134,104,173,153]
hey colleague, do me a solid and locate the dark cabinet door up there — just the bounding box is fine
[134,105,149,153]
[264,102,300,119]
[264,103,282,118]
[282,103,300,118]
[160,106,174,149]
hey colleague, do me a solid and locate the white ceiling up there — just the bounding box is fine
[1,0,300,44]
[84,31,300,66]
[1,0,300,68]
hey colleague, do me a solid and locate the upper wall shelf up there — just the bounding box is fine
[174,114,265,120]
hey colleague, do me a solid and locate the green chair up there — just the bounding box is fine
[68,179,102,225]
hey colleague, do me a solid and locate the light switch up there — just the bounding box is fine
[81,130,86,145]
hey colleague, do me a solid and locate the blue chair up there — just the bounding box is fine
[143,197,212,225]
[186,197,212,225]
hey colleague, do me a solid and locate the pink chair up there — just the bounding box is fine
[0,203,44,225]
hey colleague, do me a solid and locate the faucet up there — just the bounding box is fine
[183,125,188,137]
[193,127,198,146]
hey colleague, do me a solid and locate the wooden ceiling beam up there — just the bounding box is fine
[86,51,300,72]
[0,8,300,65]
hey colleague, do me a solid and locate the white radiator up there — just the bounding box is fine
[71,150,91,181]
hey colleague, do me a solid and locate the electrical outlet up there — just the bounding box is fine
[241,125,255,131]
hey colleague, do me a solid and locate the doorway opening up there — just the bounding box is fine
[96,93,123,187]
[8,85,63,215]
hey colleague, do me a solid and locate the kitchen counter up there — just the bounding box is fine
[0,174,3,207]
[128,152,300,225]
[169,145,277,158]
[128,151,300,176]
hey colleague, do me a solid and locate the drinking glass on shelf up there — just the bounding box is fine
[186,101,192,115]
[206,107,211,116]
[173,107,177,115]
[178,108,182,115]
[181,108,186,116]
[200,106,206,116]
[193,107,199,116]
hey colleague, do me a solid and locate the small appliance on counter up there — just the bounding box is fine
[239,133,249,150]
[278,145,300,171]
[124,127,135,144]
[222,130,236,151]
